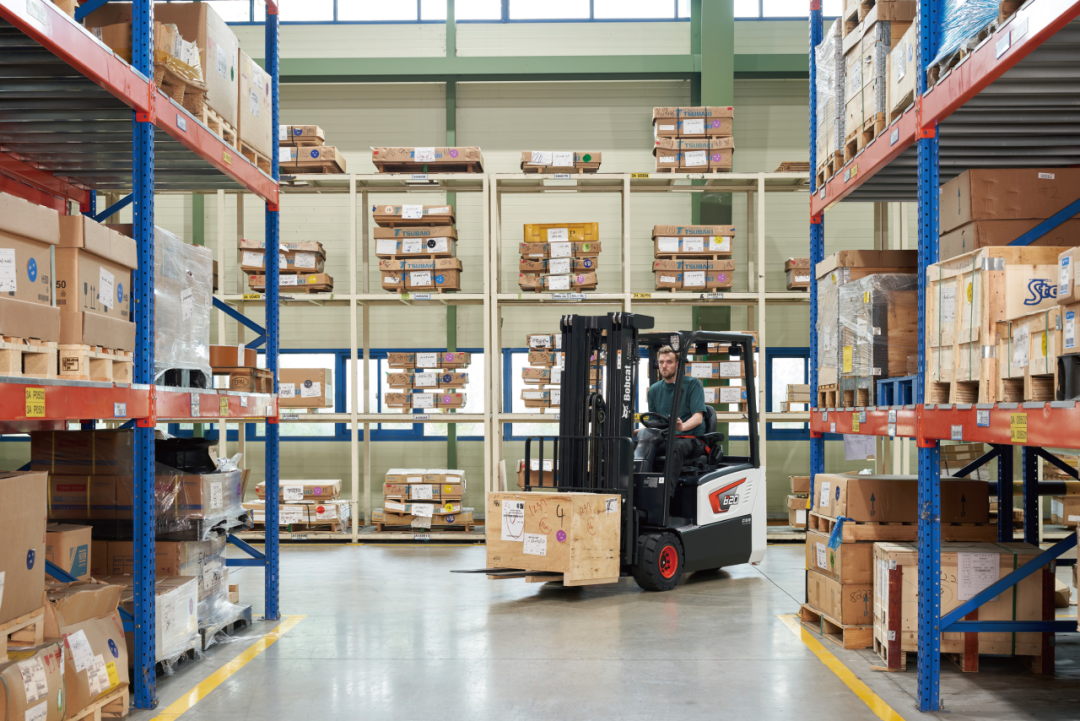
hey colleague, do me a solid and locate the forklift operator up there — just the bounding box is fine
[645,345,707,482]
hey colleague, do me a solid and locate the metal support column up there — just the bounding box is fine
[264,4,281,621]
[916,0,942,707]
[997,444,1014,542]
[808,0,825,512]
[1023,446,1039,544]
[131,0,156,708]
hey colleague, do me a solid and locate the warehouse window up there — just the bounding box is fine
[766,347,809,440]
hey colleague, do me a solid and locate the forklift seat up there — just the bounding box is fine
[653,405,726,479]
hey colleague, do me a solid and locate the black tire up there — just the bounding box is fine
[632,532,684,591]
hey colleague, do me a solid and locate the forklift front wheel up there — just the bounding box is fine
[633,532,684,592]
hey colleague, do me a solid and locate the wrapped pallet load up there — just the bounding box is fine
[155,227,213,387]
[814,19,844,183]
[927,0,1003,84]
[837,274,918,406]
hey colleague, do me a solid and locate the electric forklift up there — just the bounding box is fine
[518,312,766,591]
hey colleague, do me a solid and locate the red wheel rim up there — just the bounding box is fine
[658,545,679,579]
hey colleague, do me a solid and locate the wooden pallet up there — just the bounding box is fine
[808,511,998,542]
[653,253,732,261]
[249,282,334,294]
[485,568,617,586]
[0,336,58,378]
[0,607,45,662]
[212,366,273,393]
[998,372,1056,403]
[653,166,732,174]
[375,522,475,533]
[928,21,999,85]
[518,285,598,294]
[841,0,861,36]
[840,384,871,408]
[252,520,346,533]
[58,344,133,383]
[521,165,599,174]
[68,684,129,720]
[925,378,991,405]
[154,61,206,119]
[843,113,886,163]
[288,162,347,175]
[799,604,872,649]
[373,160,483,174]
[817,383,838,408]
[775,161,811,173]
[240,141,272,174]
[815,151,843,188]
[889,91,915,124]
[201,106,238,148]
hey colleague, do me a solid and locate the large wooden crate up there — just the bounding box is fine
[873,541,1051,670]
[486,492,622,585]
[996,306,1061,402]
[925,246,1068,403]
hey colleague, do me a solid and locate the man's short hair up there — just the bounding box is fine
[657,345,677,359]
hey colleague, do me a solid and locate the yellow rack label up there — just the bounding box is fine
[1010,413,1027,442]
[25,388,45,417]
[631,173,650,178]
[242,293,262,300]
[220,396,230,416]
[842,346,853,373]
[632,293,652,299]
[851,416,860,432]
[223,151,232,165]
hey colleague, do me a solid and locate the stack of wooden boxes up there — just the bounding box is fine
[788,475,810,529]
[652,225,736,292]
[841,1,913,160]
[815,250,917,407]
[519,151,601,173]
[245,479,349,532]
[384,352,470,411]
[375,204,462,293]
[651,106,735,172]
[518,223,600,293]
[376,469,472,530]
[279,125,346,174]
[521,333,564,412]
[241,238,332,294]
[782,383,810,411]
[801,472,996,655]
[1056,242,1080,402]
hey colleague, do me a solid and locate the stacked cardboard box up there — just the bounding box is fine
[278,368,333,408]
[522,333,564,411]
[375,204,462,293]
[378,469,472,529]
[842,3,913,154]
[0,193,61,343]
[383,352,470,412]
[520,151,601,174]
[237,51,272,169]
[651,106,735,172]
[240,237,333,294]
[806,473,991,640]
[45,523,93,581]
[652,225,735,291]
[787,475,810,529]
[785,258,811,290]
[518,223,600,292]
[244,479,347,531]
[279,125,346,174]
[371,147,483,173]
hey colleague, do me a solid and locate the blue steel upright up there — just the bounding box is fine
[264,4,281,621]
[915,0,942,709]
[808,0,825,510]
[131,0,157,708]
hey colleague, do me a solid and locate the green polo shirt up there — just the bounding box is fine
[647,376,707,438]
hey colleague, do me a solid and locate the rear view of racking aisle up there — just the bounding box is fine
[809,0,1080,711]
[0,0,284,710]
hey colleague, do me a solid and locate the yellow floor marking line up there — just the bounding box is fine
[778,614,908,721]
[152,614,305,720]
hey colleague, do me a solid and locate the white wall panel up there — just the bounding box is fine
[457,21,689,57]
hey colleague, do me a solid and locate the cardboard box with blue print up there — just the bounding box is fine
[373,204,454,227]
[370,146,483,172]
[519,151,601,173]
[652,137,734,171]
[0,192,61,342]
[238,49,272,159]
[279,125,325,146]
[279,145,346,174]
[0,471,47,626]
[247,272,334,293]
[374,234,457,259]
[519,256,597,274]
[652,106,734,138]
[278,367,332,408]
[405,268,461,291]
[386,352,471,370]
[240,246,326,274]
[386,370,468,389]
[45,523,93,581]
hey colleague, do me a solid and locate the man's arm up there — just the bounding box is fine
[675,412,703,432]
[675,378,707,432]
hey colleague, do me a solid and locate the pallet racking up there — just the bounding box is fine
[808,0,1080,710]
[0,0,282,708]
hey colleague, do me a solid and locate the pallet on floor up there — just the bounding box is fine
[817,383,838,408]
[374,160,483,174]
[799,604,872,649]
[240,141,272,174]
[0,336,58,378]
[875,374,920,406]
[251,520,347,533]
[68,684,128,720]
[0,607,45,661]
[486,568,618,587]
[58,344,133,383]
[199,604,253,650]
[808,511,998,543]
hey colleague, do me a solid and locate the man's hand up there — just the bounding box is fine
[675,418,685,432]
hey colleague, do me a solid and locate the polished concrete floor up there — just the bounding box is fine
[128,544,1080,721]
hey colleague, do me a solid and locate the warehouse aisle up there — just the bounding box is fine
[126,544,1080,721]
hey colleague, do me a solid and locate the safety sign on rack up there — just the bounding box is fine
[1010,413,1027,443]
[25,388,45,417]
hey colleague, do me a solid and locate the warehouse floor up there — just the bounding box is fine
[128,544,1080,721]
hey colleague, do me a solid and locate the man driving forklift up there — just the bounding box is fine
[642,345,707,485]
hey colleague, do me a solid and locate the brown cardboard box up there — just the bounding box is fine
[0,643,66,721]
[279,125,325,146]
[815,250,918,279]
[0,195,59,329]
[516,459,557,488]
[1059,247,1080,306]
[939,219,1080,262]
[652,137,735,171]
[0,190,60,248]
[528,350,561,366]
[46,476,117,520]
[105,537,225,602]
[55,610,129,713]
[384,469,429,484]
[45,523,92,581]
[653,234,733,257]
[888,21,917,119]
[0,299,60,343]
[373,204,455,227]
[41,579,121,638]
[54,237,135,323]
[209,344,257,368]
[257,479,341,502]
[805,529,873,583]
[90,542,108,578]
[239,247,326,274]
[370,146,483,170]
[247,272,333,292]
[374,237,457,258]
[519,151,601,172]
[518,241,601,259]
[373,226,458,242]
[404,268,461,291]
[31,431,134,475]
[238,50,272,158]
[114,575,198,663]
[380,272,404,292]
[790,475,811,494]
[939,169,1080,234]
[239,238,324,253]
[1050,496,1080,527]
[807,569,872,626]
[373,508,473,527]
[788,494,808,529]
[86,3,239,127]
[543,271,597,291]
[278,368,332,408]
[280,145,346,173]
[58,312,136,352]
[519,257,597,273]
[812,473,990,523]
[521,389,559,408]
[0,471,47,625]
[526,334,560,349]
[1064,302,1080,356]
[379,258,462,273]
[523,223,599,243]
[421,469,466,485]
[652,106,734,137]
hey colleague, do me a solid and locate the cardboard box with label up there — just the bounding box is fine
[279,125,325,146]
[522,223,599,243]
[812,473,989,523]
[0,643,67,721]
[518,241,601,259]
[1059,247,1080,306]
[939,219,1080,262]
[113,575,198,663]
[805,529,876,584]
[684,360,754,380]
[653,235,733,258]
[652,137,734,171]
[31,430,134,475]
[788,494,808,529]
[519,151,601,173]
[373,508,473,527]
[278,368,332,408]
[240,247,326,274]
[404,268,461,291]
[652,106,734,138]
[374,202,455,227]
[258,479,341,502]
[243,499,351,527]
[45,523,93,581]
[86,2,239,127]
[996,306,1060,385]
[0,192,61,341]
[370,146,483,171]
[56,216,137,351]
[515,459,557,488]
[888,20,917,119]
[247,272,333,292]
[209,344,257,369]
[374,232,457,259]
[519,256,598,274]
[237,50,272,159]
[940,169,1080,234]
[105,536,225,605]
[1050,496,1080,527]
[55,609,129,712]
[807,569,873,626]
[0,471,47,625]
[279,145,346,173]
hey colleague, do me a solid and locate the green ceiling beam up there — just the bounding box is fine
[734,53,807,77]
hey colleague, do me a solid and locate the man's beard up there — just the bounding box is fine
[660,368,676,380]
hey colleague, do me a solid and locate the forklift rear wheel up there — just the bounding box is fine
[633,532,684,591]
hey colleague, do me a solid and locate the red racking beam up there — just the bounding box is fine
[810,408,918,438]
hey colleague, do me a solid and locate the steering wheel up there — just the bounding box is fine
[638,412,670,430]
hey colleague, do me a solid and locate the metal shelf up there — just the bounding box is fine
[215,293,486,306]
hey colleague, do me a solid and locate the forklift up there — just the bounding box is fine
[519,312,766,591]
